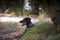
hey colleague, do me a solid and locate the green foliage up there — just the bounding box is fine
[0,0,24,13]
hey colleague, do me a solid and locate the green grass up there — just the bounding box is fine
[0,22,60,40]
[20,22,52,40]
[0,22,19,27]
[20,22,60,40]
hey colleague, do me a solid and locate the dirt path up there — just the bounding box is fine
[0,17,39,23]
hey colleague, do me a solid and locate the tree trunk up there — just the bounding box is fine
[41,0,60,35]
[29,3,40,15]
[19,9,23,16]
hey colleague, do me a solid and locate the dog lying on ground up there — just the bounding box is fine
[19,17,34,38]
[19,17,34,28]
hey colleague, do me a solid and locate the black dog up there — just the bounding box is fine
[19,17,34,28]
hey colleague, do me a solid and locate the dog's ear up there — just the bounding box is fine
[27,18,31,21]
[25,17,31,21]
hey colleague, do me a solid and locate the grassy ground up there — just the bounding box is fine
[0,22,18,26]
[0,22,60,40]
[20,22,60,40]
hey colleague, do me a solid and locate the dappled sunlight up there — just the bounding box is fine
[0,17,39,23]
[0,14,52,23]
[0,17,23,22]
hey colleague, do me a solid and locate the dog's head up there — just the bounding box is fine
[19,17,31,26]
